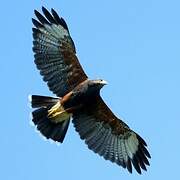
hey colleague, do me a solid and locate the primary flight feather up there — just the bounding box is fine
[30,7,151,174]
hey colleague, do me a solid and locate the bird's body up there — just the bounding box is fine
[30,7,151,174]
[46,79,107,123]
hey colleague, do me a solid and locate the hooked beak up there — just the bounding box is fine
[100,80,108,85]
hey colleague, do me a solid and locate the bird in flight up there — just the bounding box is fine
[30,7,151,174]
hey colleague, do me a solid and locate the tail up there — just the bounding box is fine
[29,95,71,143]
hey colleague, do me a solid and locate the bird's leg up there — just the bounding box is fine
[48,91,73,119]
[47,101,69,123]
[65,104,83,113]
[47,101,62,118]
[60,91,73,105]
[47,97,82,123]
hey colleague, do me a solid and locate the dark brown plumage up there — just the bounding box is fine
[30,7,151,174]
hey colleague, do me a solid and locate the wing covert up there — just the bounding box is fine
[32,7,88,97]
[72,96,151,174]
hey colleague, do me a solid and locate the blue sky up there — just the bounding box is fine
[1,0,180,179]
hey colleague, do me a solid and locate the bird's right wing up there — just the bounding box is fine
[72,96,151,174]
[32,7,88,97]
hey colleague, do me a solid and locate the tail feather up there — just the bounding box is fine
[30,95,70,143]
[50,120,70,142]
[30,95,59,108]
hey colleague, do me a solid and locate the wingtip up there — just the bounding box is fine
[32,18,36,24]
[51,8,56,14]
[42,6,48,14]
[132,156,142,174]
[34,9,40,20]
[34,9,38,15]
[42,6,46,10]
[126,158,132,173]
[136,133,147,146]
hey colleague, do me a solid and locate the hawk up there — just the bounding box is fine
[30,7,151,174]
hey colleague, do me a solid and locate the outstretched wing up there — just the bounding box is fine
[32,7,88,97]
[72,96,151,174]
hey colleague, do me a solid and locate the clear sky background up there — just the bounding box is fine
[0,0,179,179]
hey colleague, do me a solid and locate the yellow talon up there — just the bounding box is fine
[48,101,71,123]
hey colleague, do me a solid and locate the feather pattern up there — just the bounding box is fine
[72,96,151,174]
[31,7,151,174]
[32,7,87,97]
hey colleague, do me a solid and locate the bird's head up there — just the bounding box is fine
[88,79,108,93]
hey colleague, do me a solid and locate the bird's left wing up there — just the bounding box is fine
[32,7,88,97]
[72,96,151,174]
